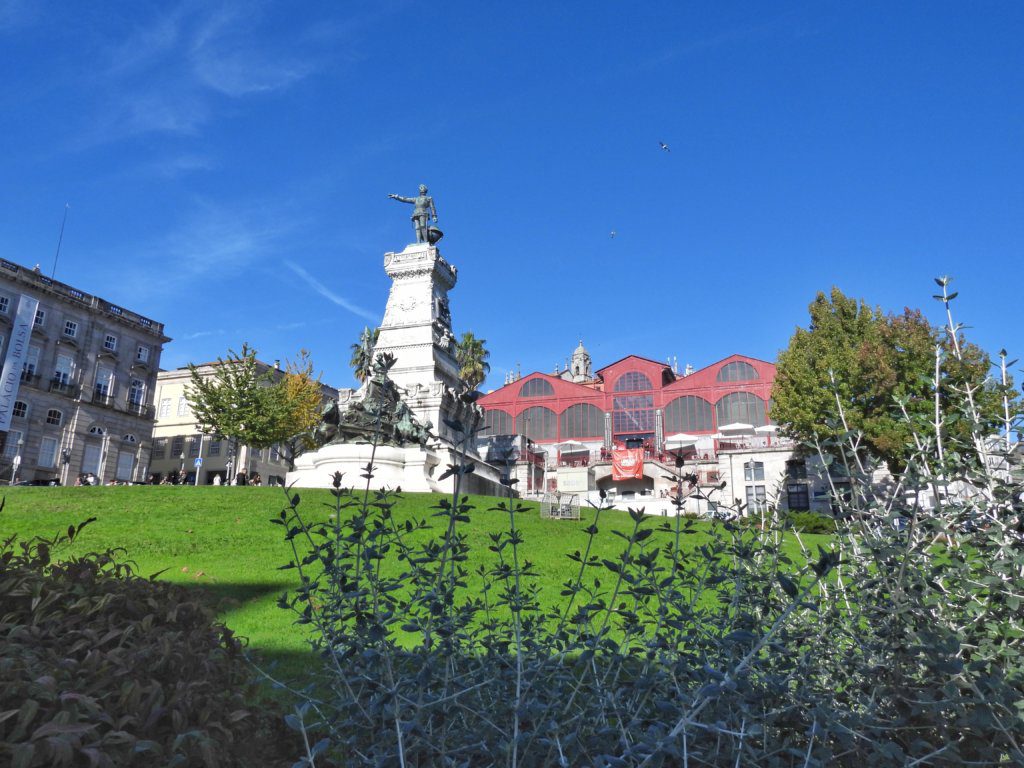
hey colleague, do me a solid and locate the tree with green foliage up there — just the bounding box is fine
[350,326,379,384]
[772,286,1011,471]
[185,345,325,470]
[455,331,490,390]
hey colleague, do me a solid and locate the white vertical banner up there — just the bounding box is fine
[0,295,39,432]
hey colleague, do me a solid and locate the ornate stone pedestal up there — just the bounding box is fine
[286,242,505,496]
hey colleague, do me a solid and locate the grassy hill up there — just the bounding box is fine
[0,485,829,680]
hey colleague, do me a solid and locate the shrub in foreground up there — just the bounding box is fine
[273,280,1023,766]
[0,515,294,768]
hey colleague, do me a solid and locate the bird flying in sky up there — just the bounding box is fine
[659,141,670,152]
[610,230,617,238]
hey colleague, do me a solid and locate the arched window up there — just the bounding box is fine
[122,434,138,443]
[482,408,514,436]
[613,371,652,392]
[519,378,554,398]
[515,406,557,441]
[46,409,63,426]
[717,361,759,382]
[715,392,767,427]
[88,425,106,436]
[559,403,605,438]
[663,395,714,433]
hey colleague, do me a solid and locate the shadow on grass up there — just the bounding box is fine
[172,579,283,610]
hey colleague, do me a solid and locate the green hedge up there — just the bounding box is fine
[0,515,296,768]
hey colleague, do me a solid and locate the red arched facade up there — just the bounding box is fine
[479,354,775,450]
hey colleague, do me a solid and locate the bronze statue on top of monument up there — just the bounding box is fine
[388,184,443,245]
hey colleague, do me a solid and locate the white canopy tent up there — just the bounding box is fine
[664,433,700,450]
[718,422,756,435]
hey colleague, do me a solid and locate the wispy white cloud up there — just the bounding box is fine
[81,2,333,142]
[148,153,217,178]
[180,329,225,340]
[275,320,308,331]
[285,260,377,322]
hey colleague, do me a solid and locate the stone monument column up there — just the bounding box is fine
[374,242,463,445]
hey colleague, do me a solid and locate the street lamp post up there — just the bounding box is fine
[178,452,185,484]
[11,437,24,485]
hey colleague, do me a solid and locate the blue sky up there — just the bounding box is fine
[1,1,1021,389]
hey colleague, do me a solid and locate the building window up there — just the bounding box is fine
[613,371,653,392]
[95,366,114,398]
[177,397,189,416]
[38,437,58,469]
[251,447,262,461]
[613,394,655,435]
[787,483,810,511]
[128,378,145,406]
[88,425,106,436]
[188,436,201,457]
[518,378,554,398]
[23,346,40,377]
[715,392,768,427]
[745,485,767,514]
[559,403,605,439]
[54,354,74,386]
[63,320,78,338]
[743,461,765,482]
[786,460,807,481]
[152,437,167,459]
[664,395,714,433]
[46,409,63,426]
[170,436,184,457]
[104,334,118,352]
[515,406,557,441]
[271,445,280,462]
[158,398,171,418]
[2,430,23,458]
[482,408,513,436]
[209,439,221,457]
[717,361,760,382]
[34,308,45,327]
[136,345,150,364]
[0,295,8,314]
[12,401,27,419]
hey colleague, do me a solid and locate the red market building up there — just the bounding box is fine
[478,345,776,462]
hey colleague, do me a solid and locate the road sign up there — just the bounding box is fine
[194,457,203,467]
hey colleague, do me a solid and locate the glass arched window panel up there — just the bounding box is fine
[663,395,714,433]
[715,392,767,427]
[46,409,63,426]
[716,361,760,382]
[515,406,557,441]
[613,371,653,392]
[559,403,605,439]
[482,408,514,436]
[519,378,554,398]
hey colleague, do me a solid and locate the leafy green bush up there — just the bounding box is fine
[272,281,1023,766]
[784,509,836,533]
[0,514,295,768]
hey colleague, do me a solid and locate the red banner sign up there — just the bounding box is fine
[611,448,644,481]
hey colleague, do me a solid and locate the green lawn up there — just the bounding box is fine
[0,486,829,680]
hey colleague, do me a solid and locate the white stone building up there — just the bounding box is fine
[0,258,169,484]
[151,362,341,485]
